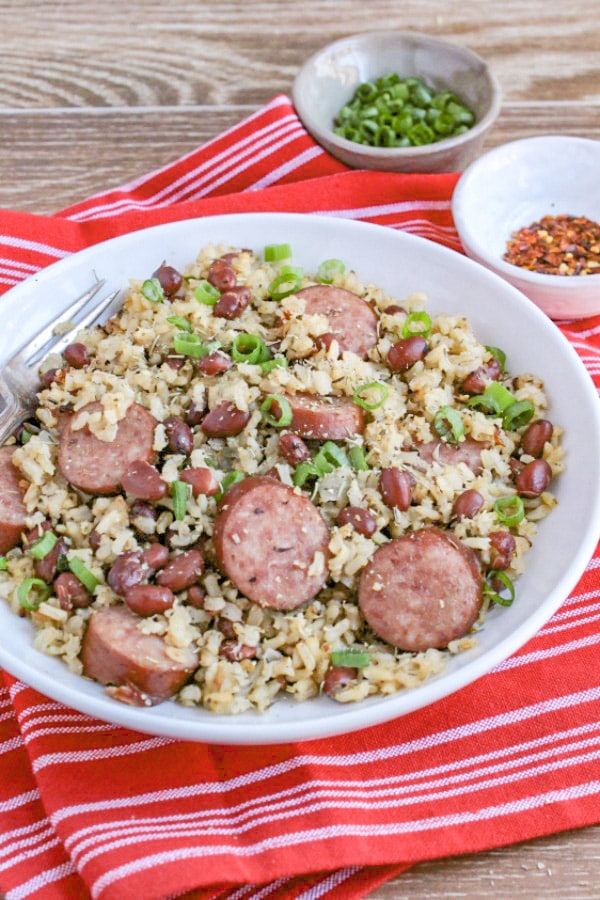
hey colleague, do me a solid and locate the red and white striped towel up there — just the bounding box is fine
[0,95,599,900]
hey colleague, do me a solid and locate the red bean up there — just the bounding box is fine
[179,466,219,497]
[125,583,175,616]
[489,530,516,570]
[40,368,64,387]
[22,520,52,549]
[387,336,427,372]
[186,402,207,427]
[452,489,484,520]
[107,551,149,595]
[121,461,168,501]
[337,506,377,537]
[63,342,90,369]
[54,572,92,610]
[383,305,406,316]
[196,351,233,376]
[130,501,158,524]
[88,529,102,551]
[380,467,413,510]
[216,617,237,639]
[462,358,502,395]
[152,263,183,297]
[214,286,251,320]
[521,419,553,458]
[201,402,250,438]
[315,332,337,352]
[220,641,257,661]
[142,543,169,570]
[156,549,204,591]
[515,458,552,497]
[187,584,206,608]
[207,260,236,291]
[34,537,68,583]
[323,666,356,696]
[165,355,185,371]
[164,416,193,455]
[278,432,311,466]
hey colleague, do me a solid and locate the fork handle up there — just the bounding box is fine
[0,373,27,444]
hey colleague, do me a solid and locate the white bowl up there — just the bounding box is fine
[292,30,502,173]
[452,135,600,319]
[1,213,599,745]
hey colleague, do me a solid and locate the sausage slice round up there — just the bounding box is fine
[358,527,483,652]
[81,605,198,705]
[58,401,157,494]
[297,285,378,359]
[286,394,364,441]
[415,437,488,475]
[213,476,330,610]
[0,446,27,554]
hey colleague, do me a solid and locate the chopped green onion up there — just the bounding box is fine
[503,400,536,431]
[259,356,289,373]
[260,394,293,427]
[485,345,506,373]
[493,495,525,526]
[353,381,389,411]
[18,577,51,610]
[56,554,69,573]
[348,446,369,470]
[0,556,7,570]
[330,648,371,668]
[292,461,321,488]
[483,570,516,607]
[319,441,349,468]
[231,333,269,365]
[173,333,209,359]
[171,480,190,522]
[141,278,164,303]
[29,531,58,560]
[68,557,99,593]
[316,258,345,283]
[433,406,464,444]
[216,470,245,502]
[21,430,33,445]
[466,393,502,415]
[264,243,292,261]
[280,265,304,279]
[166,315,193,333]
[401,311,432,339]
[484,381,515,412]
[311,450,334,476]
[267,272,302,301]
[194,280,220,306]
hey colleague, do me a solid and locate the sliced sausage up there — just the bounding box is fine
[58,401,156,494]
[415,437,488,475]
[296,285,378,359]
[286,393,364,441]
[201,402,250,438]
[358,527,483,652]
[213,475,330,610]
[81,605,198,705]
[0,446,27,554]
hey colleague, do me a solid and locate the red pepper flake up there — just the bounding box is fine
[503,214,600,276]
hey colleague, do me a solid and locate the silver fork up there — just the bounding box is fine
[0,280,121,444]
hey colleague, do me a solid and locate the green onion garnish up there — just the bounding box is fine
[348,446,369,470]
[483,571,516,607]
[29,531,58,560]
[483,381,515,412]
[401,311,432,339]
[318,441,349,469]
[493,495,525,526]
[216,470,245,501]
[330,648,371,668]
[171,480,190,521]
[231,333,269,365]
[353,381,389,411]
[194,280,220,306]
[68,557,99,593]
[260,394,293,427]
[316,258,345,284]
[311,450,334,476]
[433,406,465,444]
[259,356,289,373]
[0,556,8,570]
[485,345,506,373]
[141,278,164,303]
[18,577,51,610]
[466,393,502,415]
[166,315,193,333]
[503,400,536,431]
[292,461,321,488]
[280,265,304,279]
[267,272,302,301]
[21,430,33,445]
[264,243,292,262]
[173,333,209,358]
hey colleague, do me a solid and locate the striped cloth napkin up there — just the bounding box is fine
[1,94,599,900]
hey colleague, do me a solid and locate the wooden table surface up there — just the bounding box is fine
[1,0,599,896]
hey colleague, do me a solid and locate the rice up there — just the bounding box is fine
[0,242,564,714]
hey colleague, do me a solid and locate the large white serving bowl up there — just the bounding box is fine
[0,213,599,745]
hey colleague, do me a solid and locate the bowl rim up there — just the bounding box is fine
[292,29,503,160]
[452,134,600,289]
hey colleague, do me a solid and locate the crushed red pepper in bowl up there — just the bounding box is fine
[503,214,600,276]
